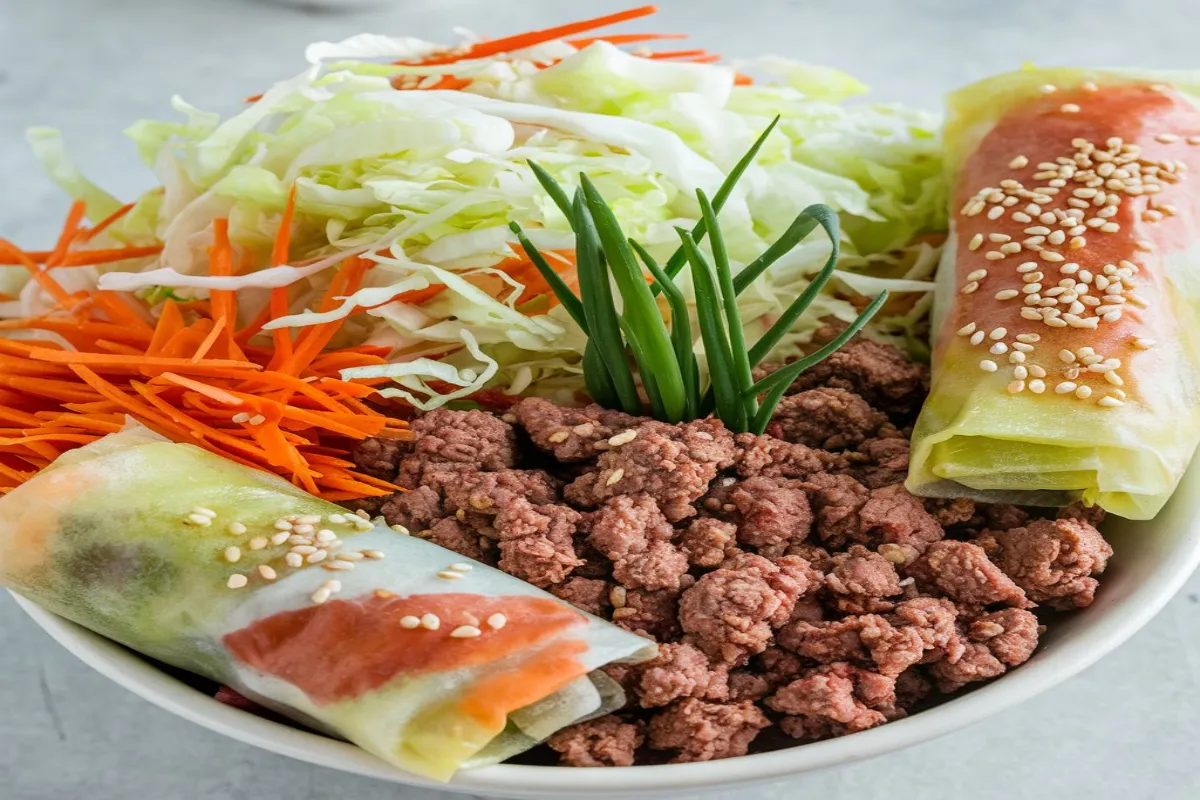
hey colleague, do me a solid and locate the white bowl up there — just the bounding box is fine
[15,461,1200,798]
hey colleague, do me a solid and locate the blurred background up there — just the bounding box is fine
[2,1,1199,798]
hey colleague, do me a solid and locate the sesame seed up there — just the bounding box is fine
[274,520,292,531]
[248,415,267,426]
[1000,242,1022,255]
[987,206,1005,220]
[1012,212,1033,223]
[1009,351,1027,364]
[1040,84,1058,94]
[258,565,277,581]
[352,518,373,531]
[1100,222,1120,233]
[957,322,978,336]
[1075,385,1093,399]
[967,269,989,282]
[223,546,241,563]
[979,360,998,372]
[315,529,337,544]
[1082,81,1099,92]
[185,513,212,527]
[969,330,986,345]
[984,252,1005,261]
[451,625,483,639]
[1009,155,1029,169]
[968,233,984,251]
[988,327,1007,340]
[1156,133,1180,144]
[232,413,251,424]
[437,570,466,580]
[311,587,331,604]
[1097,396,1124,408]
[269,531,289,546]
[363,550,385,560]
[989,342,1008,355]
[1040,251,1065,262]
[193,506,218,519]
[292,524,314,536]
[449,563,474,572]
[1088,363,1116,373]
[1133,337,1156,349]
[1105,371,1125,387]
[285,553,303,568]
[1021,308,1043,320]
[227,574,248,589]
[1056,382,1078,394]
[547,430,570,444]
[306,549,328,564]
[605,468,625,487]
[1027,379,1046,394]
[1017,262,1040,274]
[1039,212,1058,224]
[1013,366,1029,380]
[227,522,247,536]
[400,616,421,629]
[421,613,441,630]
[325,560,356,571]
[1136,239,1155,251]
[248,537,267,550]
[1022,283,1043,294]
[390,524,410,535]
[1060,104,1081,113]
[338,551,365,561]
[291,544,316,555]
[1045,317,1068,327]
[995,289,1020,300]
[1006,379,1025,394]
[1024,236,1046,247]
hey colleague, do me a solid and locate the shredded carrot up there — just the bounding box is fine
[567,32,686,47]
[76,203,135,244]
[0,209,408,500]
[268,187,298,367]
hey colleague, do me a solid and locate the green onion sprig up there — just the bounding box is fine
[511,118,887,434]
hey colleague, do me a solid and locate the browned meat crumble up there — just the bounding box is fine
[351,332,1111,767]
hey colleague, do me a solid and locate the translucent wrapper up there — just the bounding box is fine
[908,68,1200,519]
[0,428,655,780]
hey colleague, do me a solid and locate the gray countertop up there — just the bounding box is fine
[2,1,1199,798]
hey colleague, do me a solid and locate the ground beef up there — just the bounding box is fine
[730,477,813,552]
[785,542,835,573]
[735,434,850,480]
[854,437,911,489]
[418,517,490,563]
[888,597,965,665]
[566,420,737,522]
[894,667,934,710]
[858,484,945,557]
[550,577,612,617]
[825,544,903,614]
[767,663,894,735]
[442,469,561,517]
[679,553,812,666]
[787,322,929,417]
[634,643,730,708]
[493,499,582,588]
[802,473,870,548]
[905,541,1031,610]
[982,503,1031,531]
[680,517,739,568]
[548,716,645,767]
[1058,501,1107,528]
[585,495,689,592]
[975,518,1112,609]
[647,699,770,762]
[352,437,406,482]
[379,485,444,533]
[765,388,886,450]
[923,497,977,528]
[930,608,1039,692]
[777,615,925,678]
[396,409,518,487]
[613,588,683,641]
[515,397,647,462]
[727,670,773,702]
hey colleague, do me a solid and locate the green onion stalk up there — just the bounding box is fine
[511,117,887,435]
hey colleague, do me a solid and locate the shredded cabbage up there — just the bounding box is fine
[19,33,946,407]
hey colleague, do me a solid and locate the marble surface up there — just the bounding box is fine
[2,0,1199,798]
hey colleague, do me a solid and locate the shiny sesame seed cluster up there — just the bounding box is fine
[955,82,1188,406]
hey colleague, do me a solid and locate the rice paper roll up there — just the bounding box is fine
[908,68,1200,519]
[0,427,655,780]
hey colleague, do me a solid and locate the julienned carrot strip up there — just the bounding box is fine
[281,257,373,376]
[268,188,298,368]
[27,348,261,371]
[0,375,99,403]
[0,433,102,446]
[57,246,164,267]
[157,372,247,407]
[209,219,237,357]
[0,316,152,346]
[90,291,153,331]
[405,5,658,65]
[93,339,146,356]
[0,240,76,307]
[47,202,88,267]
[190,316,229,363]
[148,300,185,355]
[75,203,134,244]
[646,49,711,60]
[567,32,686,47]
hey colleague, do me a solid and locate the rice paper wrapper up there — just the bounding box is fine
[0,428,656,780]
[908,68,1200,519]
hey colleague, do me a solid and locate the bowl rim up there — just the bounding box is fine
[15,514,1200,797]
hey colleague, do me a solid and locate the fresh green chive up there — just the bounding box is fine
[509,221,588,334]
[528,161,575,221]
[631,239,699,419]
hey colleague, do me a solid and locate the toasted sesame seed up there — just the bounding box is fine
[310,587,331,604]
[362,550,385,560]
[979,360,998,372]
[957,322,978,336]
[248,415,267,426]
[1009,155,1029,169]
[227,522,247,536]
[605,468,625,487]
[1013,365,1029,380]
[248,537,267,551]
[223,546,242,563]
[451,625,483,639]
[284,553,303,568]
[1040,251,1065,262]
[400,616,421,629]
[999,242,1022,254]
[421,613,441,630]
[1100,222,1120,233]
[989,342,1008,355]
[257,565,277,581]
[1012,212,1034,223]
[1055,382,1078,394]
[274,520,293,531]
[969,330,986,346]
[227,574,248,589]
[995,289,1019,300]
[185,513,212,527]
[987,206,1005,220]
[325,560,355,571]
[1045,317,1068,327]
[306,549,328,564]
[269,532,290,546]
[232,412,251,424]
[966,269,988,283]
[1020,308,1043,320]
[984,251,1005,262]
[967,233,984,251]
[1074,385,1093,399]
[1039,212,1057,224]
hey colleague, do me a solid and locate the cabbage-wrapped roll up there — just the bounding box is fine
[909,69,1200,519]
[0,427,654,780]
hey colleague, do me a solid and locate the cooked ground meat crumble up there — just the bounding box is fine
[348,332,1111,767]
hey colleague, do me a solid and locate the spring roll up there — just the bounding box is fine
[909,69,1200,519]
[0,426,654,780]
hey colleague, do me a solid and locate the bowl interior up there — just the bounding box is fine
[15,461,1200,798]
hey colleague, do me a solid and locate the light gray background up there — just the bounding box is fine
[2,1,1198,798]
